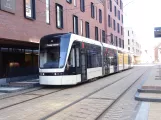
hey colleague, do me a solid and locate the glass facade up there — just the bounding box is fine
[0,46,38,78]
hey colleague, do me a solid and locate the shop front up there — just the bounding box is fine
[0,39,39,83]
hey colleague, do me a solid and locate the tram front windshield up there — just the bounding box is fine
[39,35,70,68]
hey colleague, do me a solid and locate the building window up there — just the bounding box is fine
[121,26,123,35]
[120,0,122,9]
[122,40,124,48]
[80,0,85,12]
[116,0,118,4]
[117,23,120,33]
[56,4,63,29]
[113,19,116,30]
[99,9,102,23]
[95,27,99,40]
[108,15,110,27]
[66,0,72,4]
[116,36,118,46]
[114,6,116,17]
[110,17,112,28]
[121,14,123,23]
[85,22,90,38]
[46,0,50,24]
[111,33,113,44]
[24,0,36,19]
[95,6,97,20]
[128,39,130,45]
[91,2,95,18]
[80,20,83,35]
[119,38,121,47]
[102,30,105,43]
[74,0,77,6]
[110,0,112,12]
[118,10,120,20]
[128,47,130,51]
[73,15,78,34]
[128,30,130,36]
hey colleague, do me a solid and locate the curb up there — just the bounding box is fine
[135,92,161,102]
[0,83,40,93]
[0,87,42,99]
[138,88,161,93]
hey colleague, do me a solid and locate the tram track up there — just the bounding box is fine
[95,68,150,120]
[39,67,145,120]
[0,67,143,113]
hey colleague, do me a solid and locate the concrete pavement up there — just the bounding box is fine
[135,64,161,120]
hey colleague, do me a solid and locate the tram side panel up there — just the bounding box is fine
[118,52,124,71]
[85,43,103,80]
[124,53,129,69]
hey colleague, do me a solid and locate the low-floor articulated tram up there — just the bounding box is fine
[39,33,133,85]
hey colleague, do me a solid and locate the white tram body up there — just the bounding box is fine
[39,33,133,85]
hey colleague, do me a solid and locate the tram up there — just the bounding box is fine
[39,33,133,85]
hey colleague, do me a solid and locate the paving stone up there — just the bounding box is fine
[99,67,150,120]
[0,67,144,120]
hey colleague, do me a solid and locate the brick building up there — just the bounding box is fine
[0,0,123,83]
[104,0,124,47]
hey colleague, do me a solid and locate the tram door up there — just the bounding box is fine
[81,47,87,82]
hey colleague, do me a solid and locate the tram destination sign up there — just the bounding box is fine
[154,27,161,38]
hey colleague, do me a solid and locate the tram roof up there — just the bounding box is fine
[71,34,102,46]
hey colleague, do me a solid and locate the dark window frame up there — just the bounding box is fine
[113,19,116,30]
[95,27,99,41]
[56,3,63,29]
[121,26,123,35]
[91,2,95,18]
[115,36,118,46]
[121,14,123,23]
[102,30,105,43]
[85,22,90,38]
[46,0,50,24]
[110,0,112,12]
[114,6,117,17]
[80,0,85,12]
[128,30,130,36]
[108,15,110,27]
[66,0,72,4]
[122,40,124,48]
[111,33,113,45]
[128,39,130,45]
[119,38,121,47]
[24,0,36,20]
[73,15,79,34]
[117,23,120,33]
[99,9,102,23]
[118,10,120,20]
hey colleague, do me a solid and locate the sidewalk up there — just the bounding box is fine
[135,64,161,120]
[0,79,40,93]
[135,65,161,101]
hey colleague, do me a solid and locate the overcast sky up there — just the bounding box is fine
[123,0,161,51]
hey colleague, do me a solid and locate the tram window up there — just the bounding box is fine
[87,44,101,68]
[69,48,75,67]
[76,48,79,67]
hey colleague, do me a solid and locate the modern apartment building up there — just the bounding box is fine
[124,27,142,63]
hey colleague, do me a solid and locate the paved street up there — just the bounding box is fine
[0,66,153,120]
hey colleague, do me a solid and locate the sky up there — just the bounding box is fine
[123,0,161,52]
